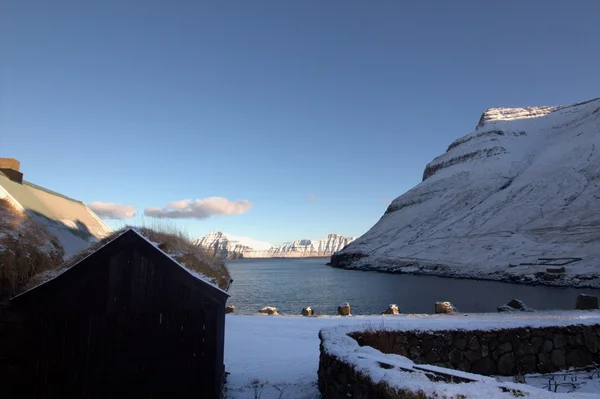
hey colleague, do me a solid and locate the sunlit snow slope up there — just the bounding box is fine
[331,98,600,288]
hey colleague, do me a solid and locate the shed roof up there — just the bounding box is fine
[0,171,111,257]
[12,228,229,304]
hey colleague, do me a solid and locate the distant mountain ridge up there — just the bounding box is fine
[331,97,600,288]
[195,231,355,259]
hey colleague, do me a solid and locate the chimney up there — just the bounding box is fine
[0,158,23,184]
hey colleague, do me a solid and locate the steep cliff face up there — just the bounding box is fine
[193,232,255,259]
[331,98,600,288]
[195,232,355,259]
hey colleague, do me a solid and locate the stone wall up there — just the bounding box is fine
[350,324,600,376]
[317,344,431,399]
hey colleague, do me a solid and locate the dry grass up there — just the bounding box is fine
[36,224,231,291]
[0,198,64,299]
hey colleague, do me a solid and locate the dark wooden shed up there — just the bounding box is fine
[5,228,230,398]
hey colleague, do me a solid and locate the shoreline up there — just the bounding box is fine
[227,255,331,261]
[328,260,600,290]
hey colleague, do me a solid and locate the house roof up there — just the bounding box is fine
[11,228,229,303]
[0,171,111,257]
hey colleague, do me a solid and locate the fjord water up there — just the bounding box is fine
[226,258,600,315]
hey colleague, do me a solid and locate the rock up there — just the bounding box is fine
[584,329,600,353]
[576,293,599,310]
[566,348,593,367]
[553,334,567,349]
[498,352,516,375]
[453,335,467,350]
[381,304,400,315]
[516,343,535,356]
[337,302,351,316]
[498,298,534,312]
[472,357,497,375]
[465,350,482,363]
[301,306,314,316]
[520,354,537,373]
[468,336,480,351]
[259,306,278,315]
[481,345,489,358]
[567,334,584,346]
[448,348,463,365]
[225,305,236,314]
[496,342,512,356]
[424,350,441,363]
[541,339,553,353]
[457,359,471,372]
[537,353,554,374]
[551,349,566,368]
[530,337,544,352]
[435,301,458,314]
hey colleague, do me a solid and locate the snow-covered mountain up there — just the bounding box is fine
[195,232,355,259]
[194,232,272,259]
[331,98,600,288]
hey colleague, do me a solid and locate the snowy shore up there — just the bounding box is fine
[328,260,600,290]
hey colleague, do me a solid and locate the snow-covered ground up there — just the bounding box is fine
[224,311,600,398]
[332,98,600,289]
[497,367,600,395]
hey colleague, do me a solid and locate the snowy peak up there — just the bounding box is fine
[476,98,600,129]
[422,98,600,182]
[476,106,557,129]
[196,231,355,259]
[195,231,272,250]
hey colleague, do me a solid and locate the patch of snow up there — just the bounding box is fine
[224,310,600,398]
[496,367,600,395]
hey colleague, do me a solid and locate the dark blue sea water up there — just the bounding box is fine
[225,258,600,315]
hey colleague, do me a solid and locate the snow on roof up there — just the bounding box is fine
[0,172,111,258]
[12,228,229,301]
[131,228,229,297]
[320,312,600,399]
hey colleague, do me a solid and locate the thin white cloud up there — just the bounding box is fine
[89,201,136,219]
[144,197,253,220]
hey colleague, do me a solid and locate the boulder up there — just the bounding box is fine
[301,306,314,316]
[435,301,458,314]
[337,302,351,316]
[225,305,236,314]
[259,306,278,315]
[498,298,534,312]
[576,294,599,310]
[381,304,400,315]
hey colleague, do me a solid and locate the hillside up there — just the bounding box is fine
[331,98,600,288]
[196,232,355,259]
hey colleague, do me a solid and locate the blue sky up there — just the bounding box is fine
[1,1,599,245]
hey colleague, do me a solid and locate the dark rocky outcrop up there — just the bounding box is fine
[498,298,534,312]
[576,293,599,310]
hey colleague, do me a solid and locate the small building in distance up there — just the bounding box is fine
[6,228,230,398]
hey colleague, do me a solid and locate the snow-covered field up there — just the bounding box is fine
[224,311,600,398]
[332,98,600,289]
[497,368,600,395]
